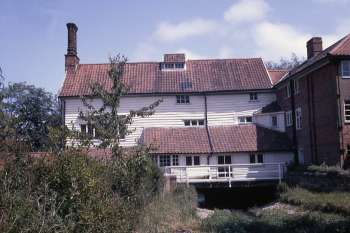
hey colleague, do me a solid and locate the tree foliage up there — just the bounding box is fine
[265,53,305,70]
[0,82,61,153]
[79,54,162,157]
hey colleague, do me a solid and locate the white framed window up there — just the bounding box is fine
[250,153,263,164]
[157,155,179,167]
[80,123,98,138]
[238,116,253,124]
[296,107,302,130]
[184,119,205,126]
[285,83,291,98]
[172,155,179,166]
[249,93,258,101]
[176,95,190,104]
[294,79,300,95]
[186,156,200,166]
[162,63,185,70]
[341,61,350,77]
[286,111,293,127]
[159,155,171,167]
[271,115,278,127]
[345,100,350,123]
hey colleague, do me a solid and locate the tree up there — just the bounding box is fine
[265,53,305,70]
[79,54,162,157]
[1,82,61,152]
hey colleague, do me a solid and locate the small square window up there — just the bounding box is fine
[186,156,192,166]
[345,100,350,123]
[198,120,204,126]
[184,120,191,126]
[272,115,278,127]
[250,154,256,163]
[191,120,198,126]
[250,93,258,101]
[175,63,184,69]
[341,61,350,77]
[176,95,190,104]
[172,155,179,166]
[159,155,171,167]
[80,124,87,134]
[194,156,200,165]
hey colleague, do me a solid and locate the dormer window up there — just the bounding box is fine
[162,53,186,71]
[161,62,185,70]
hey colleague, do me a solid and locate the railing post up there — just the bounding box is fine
[186,167,189,187]
[228,166,232,188]
[278,163,282,184]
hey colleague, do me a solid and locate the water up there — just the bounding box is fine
[197,185,278,210]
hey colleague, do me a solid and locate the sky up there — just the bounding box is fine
[1,0,350,94]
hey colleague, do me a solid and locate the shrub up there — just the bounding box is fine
[0,150,163,233]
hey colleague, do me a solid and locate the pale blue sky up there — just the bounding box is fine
[1,0,350,93]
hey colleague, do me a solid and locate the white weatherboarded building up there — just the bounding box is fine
[59,23,294,185]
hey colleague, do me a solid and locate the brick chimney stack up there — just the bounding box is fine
[307,37,323,59]
[65,23,79,71]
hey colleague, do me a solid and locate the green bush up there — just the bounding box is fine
[280,187,350,216]
[0,150,163,233]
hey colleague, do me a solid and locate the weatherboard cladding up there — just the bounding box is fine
[59,58,272,97]
[142,125,293,154]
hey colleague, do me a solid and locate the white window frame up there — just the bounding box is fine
[271,115,278,128]
[294,79,300,95]
[345,100,350,123]
[249,93,258,101]
[285,83,291,98]
[238,116,253,124]
[186,156,200,166]
[286,111,293,127]
[176,95,190,104]
[162,63,185,71]
[183,119,205,127]
[158,155,179,167]
[296,107,302,130]
[250,153,264,164]
[340,60,350,78]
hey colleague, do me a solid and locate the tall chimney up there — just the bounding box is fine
[65,23,79,71]
[306,37,322,59]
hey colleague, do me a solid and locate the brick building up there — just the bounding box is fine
[275,35,350,166]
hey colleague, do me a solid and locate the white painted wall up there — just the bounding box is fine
[206,93,276,125]
[64,92,277,146]
[253,112,286,132]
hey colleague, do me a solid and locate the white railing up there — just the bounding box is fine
[162,163,286,186]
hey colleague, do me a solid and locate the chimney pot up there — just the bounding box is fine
[307,37,322,59]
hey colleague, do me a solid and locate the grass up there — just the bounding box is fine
[136,185,200,233]
[280,187,350,216]
[201,208,350,233]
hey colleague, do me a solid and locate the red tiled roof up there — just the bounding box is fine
[142,125,293,154]
[142,127,211,154]
[268,69,288,85]
[59,58,272,97]
[276,34,350,85]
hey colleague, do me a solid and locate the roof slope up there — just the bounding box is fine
[276,34,350,85]
[59,58,272,97]
[268,69,288,85]
[142,125,293,154]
